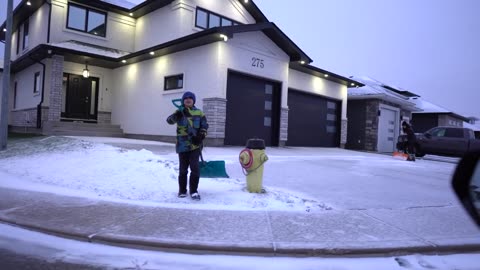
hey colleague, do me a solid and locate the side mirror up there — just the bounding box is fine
[424,133,432,139]
[452,151,480,227]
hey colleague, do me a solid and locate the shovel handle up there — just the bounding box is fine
[172,99,183,110]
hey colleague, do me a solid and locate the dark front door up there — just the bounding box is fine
[225,71,281,146]
[287,90,341,147]
[65,74,99,120]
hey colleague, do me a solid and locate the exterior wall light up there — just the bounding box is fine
[150,51,155,55]
[129,13,133,16]
[244,0,249,3]
[121,60,127,63]
[351,83,355,86]
[300,60,305,65]
[3,28,6,32]
[82,62,90,78]
[27,1,32,6]
[220,34,228,42]
[324,74,329,77]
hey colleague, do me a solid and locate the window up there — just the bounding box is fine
[164,74,183,91]
[34,72,41,93]
[67,4,107,37]
[16,28,20,54]
[430,128,446,137]
[13,82,17,109]
[195,7,241,29]
[446,128,464,138]
[22,20,29,50]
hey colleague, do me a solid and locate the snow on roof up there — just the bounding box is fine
[49,41,130,58]
[463,121,480,131]
[100,0,142,9]
[348,76,410,100]
[408,97,451,113]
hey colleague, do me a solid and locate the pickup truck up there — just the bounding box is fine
[397,126,480,157]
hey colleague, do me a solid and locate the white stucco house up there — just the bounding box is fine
[1,0,362,147]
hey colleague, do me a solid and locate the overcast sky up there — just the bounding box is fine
[1,0,479,118]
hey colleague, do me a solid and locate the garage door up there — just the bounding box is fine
[225,72,281,146]
[287,90,341,147]
[377,107,398,153]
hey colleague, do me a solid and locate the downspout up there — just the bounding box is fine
[46,0,52,43]
[29,55,46,129]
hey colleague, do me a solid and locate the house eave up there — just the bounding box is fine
[290,63,364,87]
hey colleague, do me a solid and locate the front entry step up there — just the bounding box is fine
[43,121,124,137]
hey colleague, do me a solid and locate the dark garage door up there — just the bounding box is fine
[225,71,281,146]
[287,90,341,147]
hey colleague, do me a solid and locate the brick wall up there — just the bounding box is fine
[48,55,64,122]
[365,100,380,151]
[98,111,112,124]
[10,107,49,128]
[340,119,348,148]
[203,97,226,146]
[279,107,288,146]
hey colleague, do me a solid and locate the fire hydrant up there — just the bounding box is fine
[239,138,268,193]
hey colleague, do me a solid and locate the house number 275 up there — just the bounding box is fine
[251,57,265,69]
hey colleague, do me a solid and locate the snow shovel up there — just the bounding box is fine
[199,149,229,178]
[393,151,409,161]
[171,98,229,178]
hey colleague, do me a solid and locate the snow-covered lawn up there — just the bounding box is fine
[0,136,331,212]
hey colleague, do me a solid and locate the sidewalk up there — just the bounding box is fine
[1,187,479,256]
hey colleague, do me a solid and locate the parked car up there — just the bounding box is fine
[397,126,480,157]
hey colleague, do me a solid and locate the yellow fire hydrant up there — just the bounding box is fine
[239,138,268,193]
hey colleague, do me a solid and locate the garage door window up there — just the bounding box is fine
[326,101,337,133]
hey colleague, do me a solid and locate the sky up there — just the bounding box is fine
[1,0,479,118]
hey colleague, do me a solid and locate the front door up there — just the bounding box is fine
[63,74,99,121]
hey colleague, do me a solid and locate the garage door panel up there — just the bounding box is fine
[225,72,280,146]
[287,90,341,147]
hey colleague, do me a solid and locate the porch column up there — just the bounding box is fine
[340,119,348,148]
[279,107,289,147]
[48,55,64,121]
[203,97,226,146]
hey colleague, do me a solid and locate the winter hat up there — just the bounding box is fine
[182,91,196,104]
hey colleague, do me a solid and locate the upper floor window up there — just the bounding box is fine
[16,28,20,54]
[195,7,241,30]
[67,3,107,37]
[22,20,29,50]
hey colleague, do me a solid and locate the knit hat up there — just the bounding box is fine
[182,91,196,104]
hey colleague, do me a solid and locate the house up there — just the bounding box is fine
[1,0,362,147]
[408,97,470,133]
[345,76,420,153]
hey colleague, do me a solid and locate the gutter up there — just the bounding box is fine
[28,55,46,129]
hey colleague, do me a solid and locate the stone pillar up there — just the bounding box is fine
[279,107,289,147]
[203,97,227,146]
[340,119,348,148]
[365,100,380,152]
[48,55,64,122]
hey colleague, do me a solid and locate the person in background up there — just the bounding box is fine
[166,91,208,200]
[402,121,416,162]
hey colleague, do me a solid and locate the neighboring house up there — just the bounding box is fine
[346,76,420,153]
[0,0,362,147]
[408,97,469,133]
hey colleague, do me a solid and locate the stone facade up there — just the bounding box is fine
[279,107,289,146]
[98,111,112,124]
[364,100,380,151]
[203,97,227,146]
[340,119,348,148]
[48,55,64,122]
[10,107,49,128]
